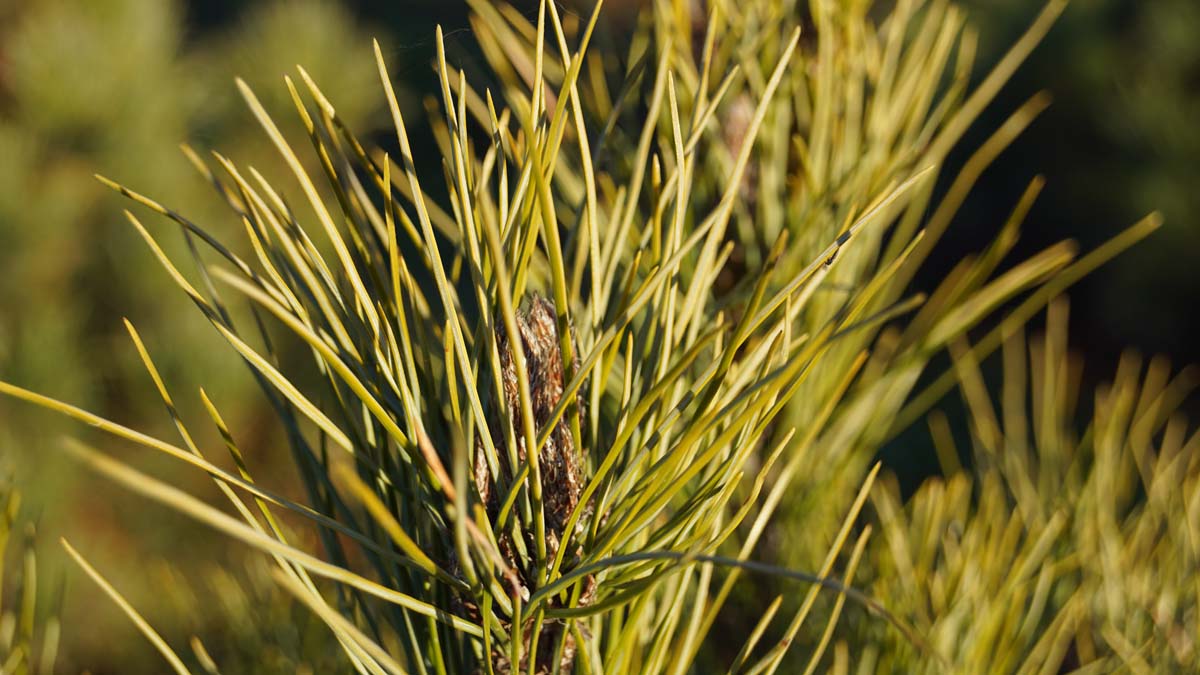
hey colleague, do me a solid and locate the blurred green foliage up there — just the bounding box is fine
[148,553,353,674]
[0,0,386,417]
[861,301,1200,672]
[1,481,61,675]
[0,0,388,666]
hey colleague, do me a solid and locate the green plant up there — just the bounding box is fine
[0,0,1173,672]
[0,0,384,422]
[861,300,1199,672]
[0,481,60,675]
[0,1,387,663]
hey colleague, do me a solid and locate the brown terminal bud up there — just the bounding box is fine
[471,294,594,674]
[475,294,588,562]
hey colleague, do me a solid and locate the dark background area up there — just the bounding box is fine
[944,0,1199,370]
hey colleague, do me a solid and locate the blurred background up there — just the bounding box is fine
[0,0,1195,670]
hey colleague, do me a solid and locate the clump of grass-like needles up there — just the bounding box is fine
[862,300,1199,672]
[0,482,60,675]
[0,0,1179,672]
